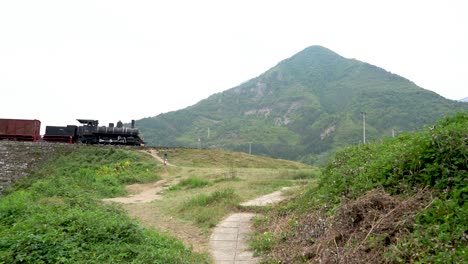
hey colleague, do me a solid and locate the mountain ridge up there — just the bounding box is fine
[138,46,468,164]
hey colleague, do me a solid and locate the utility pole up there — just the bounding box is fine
[361,112,366,144]
[207,127,210,139]
[248,142,252,155]
[392,129,395,138]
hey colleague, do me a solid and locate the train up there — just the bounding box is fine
[0,118,144,146]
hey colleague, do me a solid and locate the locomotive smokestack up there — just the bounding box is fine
[131,120,135,128]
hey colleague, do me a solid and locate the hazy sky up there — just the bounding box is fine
[1,0,467,132]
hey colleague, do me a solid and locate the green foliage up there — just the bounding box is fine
[137,46,468,164]
[320,111,468,204]
[252,112,468,262]
[0,147,208,263]
[389,199,468,263]
[13,147,160,198]
[250,231,277,253]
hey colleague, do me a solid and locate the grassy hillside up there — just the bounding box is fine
[250,112,467,263]
[0,147,208,263]
[157,148,311,168]
[137,46,467,164]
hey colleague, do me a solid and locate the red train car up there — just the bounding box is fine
[0,119,41,141]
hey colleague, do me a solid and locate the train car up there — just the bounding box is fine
[42,125,77,144]
[43,119,144,146]
[0,119,41,141]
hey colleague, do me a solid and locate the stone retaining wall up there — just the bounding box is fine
[0,141,76,194]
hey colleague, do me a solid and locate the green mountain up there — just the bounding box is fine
[137,46,467,163]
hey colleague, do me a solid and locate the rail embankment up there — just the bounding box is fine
[0,141,76,194]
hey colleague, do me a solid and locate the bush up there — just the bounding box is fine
[318,112,468,206]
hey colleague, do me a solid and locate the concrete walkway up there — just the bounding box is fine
[240,187,292,207]
[210,213,257,264]
[210,187,292,264]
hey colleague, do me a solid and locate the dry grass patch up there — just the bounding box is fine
[252,189,433,263]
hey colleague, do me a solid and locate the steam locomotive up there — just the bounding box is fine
[43,119,144,145]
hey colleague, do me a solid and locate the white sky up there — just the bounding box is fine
[1,0,467,133]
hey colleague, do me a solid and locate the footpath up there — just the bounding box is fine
[103,150,292,263]
[209,187,292,264]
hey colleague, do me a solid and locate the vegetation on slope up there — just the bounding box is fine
[137,46,467,164]
[251,112,468,263]
[0,147,208,263]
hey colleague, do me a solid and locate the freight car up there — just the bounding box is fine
[0,119,41,141]
[43,119,144,146]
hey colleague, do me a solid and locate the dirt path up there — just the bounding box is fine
[102,149,178,205]
[102,150,209,252]
[102,178,179,204]
[143,149,175,166]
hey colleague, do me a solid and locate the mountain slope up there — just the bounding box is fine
[138,46,468,163]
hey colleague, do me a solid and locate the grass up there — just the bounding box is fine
[134,149,319,243]
[167,176,212,191]
[152,164,318,234]
[0,146,208,263]
[178,188,241,228]
[159,148,312,169]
